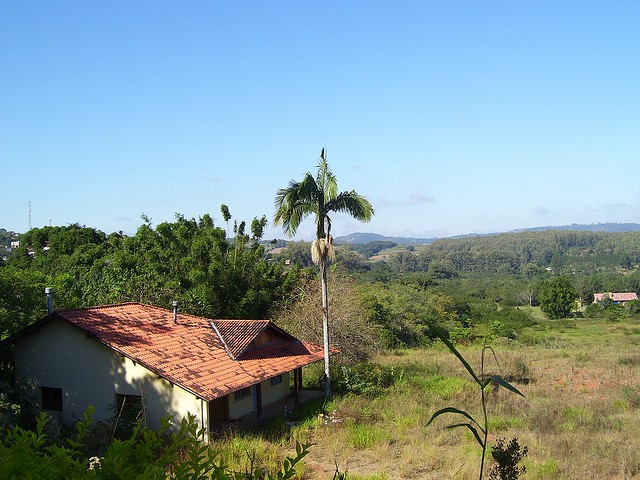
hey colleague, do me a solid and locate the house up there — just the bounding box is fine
[6,303,328,432]
[593,292,639,305]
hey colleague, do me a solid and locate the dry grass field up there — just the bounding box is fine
[216,314,640,479]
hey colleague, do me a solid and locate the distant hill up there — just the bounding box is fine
[334,223,640,245]
[511,223,640,233]
[334,232,438,246]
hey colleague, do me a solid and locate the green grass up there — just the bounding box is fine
[487,415,526,432]
[346,422,389,449]
[344,473,390,480]
[527,459,560,478]
[210,314,640,478]
[404,374,467,399]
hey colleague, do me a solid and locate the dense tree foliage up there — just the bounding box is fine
[0,212,297,340]
[0,229,20,251]
[359,230,640,276]
[347,240,397,258]
[4,223,639,353]
[538,276,578,319]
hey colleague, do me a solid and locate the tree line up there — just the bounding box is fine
[347,230,640,277]
[0,210,297,340]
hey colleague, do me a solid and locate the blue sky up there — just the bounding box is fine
[2,1,639,240]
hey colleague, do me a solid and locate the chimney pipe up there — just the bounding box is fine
[172,301,178,325]
[45,287,53,314]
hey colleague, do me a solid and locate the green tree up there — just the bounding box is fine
[220,204,232,238]
[538,276,577,319]
[274,148,374,397]
[276,240,314,268]
[0,267,49,339]
[2,212,294,323]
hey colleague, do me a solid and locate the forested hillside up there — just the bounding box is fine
[371,230,640,276]
[4,224,640,348]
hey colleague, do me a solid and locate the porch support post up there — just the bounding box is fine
[256,383,263,420]
[293,368,300,405]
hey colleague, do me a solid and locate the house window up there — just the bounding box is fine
[270,375,283,386]
[114,394,144,421]
[234,387,251,402]
[41,387,63,411]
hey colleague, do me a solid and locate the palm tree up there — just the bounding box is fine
[220,204,232,239]
[274,148,374,397]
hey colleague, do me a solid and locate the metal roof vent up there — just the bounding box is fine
[45,287,53,314]
[172,300,178,325]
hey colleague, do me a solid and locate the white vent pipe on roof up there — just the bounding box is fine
[45,287,53,314]
[172,300,178,324]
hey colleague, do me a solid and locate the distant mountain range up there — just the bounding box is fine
[334,223,640,245]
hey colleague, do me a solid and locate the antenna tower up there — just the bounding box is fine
[28,201,32,231]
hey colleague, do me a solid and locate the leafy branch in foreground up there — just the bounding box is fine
[426,323,525,480]
[0,410,311,479]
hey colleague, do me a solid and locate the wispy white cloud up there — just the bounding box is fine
[373,193,435,210]
[349,164,367,173]
[534,206,549,216]
[602,202,635,210]
[399,193,436,207]
[374,197,394,209]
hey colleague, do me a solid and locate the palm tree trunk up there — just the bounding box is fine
[320,258,331,398]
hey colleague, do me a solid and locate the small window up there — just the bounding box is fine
[41,387,63,411]
[270,375,283,386]
[114,394,144,421]
[234,387,251,401]
[112,394,145,440]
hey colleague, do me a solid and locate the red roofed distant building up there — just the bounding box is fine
[593,292,639,304]
[7,303,329,432]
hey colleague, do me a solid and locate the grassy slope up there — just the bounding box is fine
[297,315,640,479]
[211,314,640,479]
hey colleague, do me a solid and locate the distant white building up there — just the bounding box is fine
[10,241,19,249]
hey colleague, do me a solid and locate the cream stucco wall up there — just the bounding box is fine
[229,388,255,419]
[14,319,208,431]
[261,372,290,406]
[227,372,292,420]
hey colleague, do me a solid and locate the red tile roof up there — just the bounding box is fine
[48,303,327,401]
[593,292,639,303]
[212,319,271,359]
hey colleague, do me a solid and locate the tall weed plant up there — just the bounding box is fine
[426,323,526,480]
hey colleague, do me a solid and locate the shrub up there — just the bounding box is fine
[626,299,640,315]
[489,437,528,480]
[0,410,311,479]
[584,303,601,318]
[333,362,399,397]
